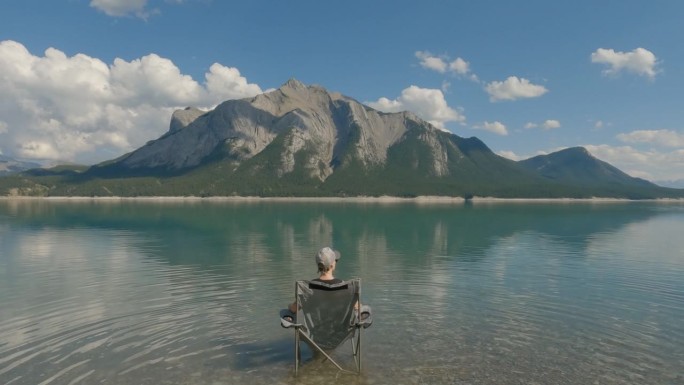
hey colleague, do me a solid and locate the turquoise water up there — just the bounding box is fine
[0,199,683,384]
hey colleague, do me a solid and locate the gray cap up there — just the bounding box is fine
[315,247,341,269]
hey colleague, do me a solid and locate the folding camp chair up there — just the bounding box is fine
[280,278,372,376]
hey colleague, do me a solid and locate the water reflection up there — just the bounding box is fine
[1,200,683,384]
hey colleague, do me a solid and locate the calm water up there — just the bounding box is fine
[0,199,683,385]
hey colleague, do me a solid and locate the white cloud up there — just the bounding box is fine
[367,85,465,131]
[591,47,659,79]
[617,129,684,148]
[415,51,478,81]
[0,40,263,163]
[524,120,561,130]
[415,51,447,73]
[0,121,7,134]
[485,76,548,102]
[368,97,403,112]
[496,150,522,161]
[594,120,604,129]
[474,121,508,136]
[90,0,155,18]
[449,57,469,75]
[542,120,561,130]
[205,63,263,102]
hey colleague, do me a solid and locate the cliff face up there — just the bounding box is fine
[101,78,467,181]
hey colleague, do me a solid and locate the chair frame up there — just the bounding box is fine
[290,278,364,376]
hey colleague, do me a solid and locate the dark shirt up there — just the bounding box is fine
[309,277,347,291]
[312,278,343,285]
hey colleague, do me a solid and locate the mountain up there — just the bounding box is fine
[1,79,683,199]
[518,147,656,188]
[84,78,554,197]
[516,147,682,198]
[0,155,41,176]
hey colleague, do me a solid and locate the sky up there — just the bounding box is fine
[1,0,683,185]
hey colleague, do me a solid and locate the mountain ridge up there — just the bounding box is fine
[518,147,656,188]
[1,79,683,199]
[0,155,41,176]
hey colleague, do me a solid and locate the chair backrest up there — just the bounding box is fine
[295,278,360,350]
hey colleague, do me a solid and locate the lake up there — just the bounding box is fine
[0,199,683,384]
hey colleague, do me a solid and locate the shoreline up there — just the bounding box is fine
[1,195,683,204]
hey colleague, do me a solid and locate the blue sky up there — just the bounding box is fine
[1,0,683,184]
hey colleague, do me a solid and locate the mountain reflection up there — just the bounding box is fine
[2,200,683,384]
[0,200,667,269]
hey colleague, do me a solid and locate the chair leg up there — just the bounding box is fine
[300,333,351,373]
[294,329,300,376]
[358,329,362,373]
[350,329,362,373]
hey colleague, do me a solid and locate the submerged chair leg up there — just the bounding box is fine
[300,333,352,373]
[350,328,362,373]
[295,329,300,376]
[358,328,362,373]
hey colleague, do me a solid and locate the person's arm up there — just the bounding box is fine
[288,302,297,313]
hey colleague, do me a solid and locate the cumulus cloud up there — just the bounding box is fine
[449,58,469,75]
[0,40,263,164]
[474,121,508,136]
[617,129,684,148]
[485,76,548,102]
[415,51,448,73]
[205,64,263,101]
[591,48,659,79]
[366,85,465,131]
[415,51,479,81]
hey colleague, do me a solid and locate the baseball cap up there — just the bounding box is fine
[315,247,341,269]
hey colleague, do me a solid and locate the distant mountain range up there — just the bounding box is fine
[0,155,41,176]
[1,79,683,199]
[654,179,684,189]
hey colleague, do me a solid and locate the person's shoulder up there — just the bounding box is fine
[309,278,347,290]
[312,278,344,284]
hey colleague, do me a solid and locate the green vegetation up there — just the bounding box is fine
[2,130,683,199]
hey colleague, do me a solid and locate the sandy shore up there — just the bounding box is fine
[1,195,683,204]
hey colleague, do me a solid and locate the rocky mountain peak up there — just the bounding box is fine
[169,107,205,133]
[100,80,465,180]
[16,81,678,199]
[283,78,306,90]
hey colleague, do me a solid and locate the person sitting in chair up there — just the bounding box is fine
[285,247,369,319]
[288,246,343,314]
[280,247,372,374]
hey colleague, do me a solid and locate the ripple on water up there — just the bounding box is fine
[2,205,684,385]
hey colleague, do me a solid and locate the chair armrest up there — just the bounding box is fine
[357,304,373,329]
[280,309,302,328]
